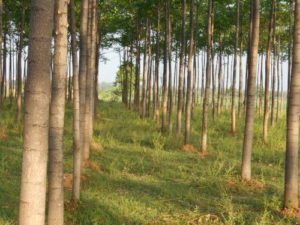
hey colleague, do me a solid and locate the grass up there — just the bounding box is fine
[0,101,299,224]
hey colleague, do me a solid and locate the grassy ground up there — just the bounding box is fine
[0,101,299,224]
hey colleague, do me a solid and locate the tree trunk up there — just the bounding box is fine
[0,0,3,107]
[284,0,300,209]
[83,0,97,161]
[184,0,194,144]
[79,0,89,165]
[201,0,213,153]
[161,1,169,132]
[271,38,276,127]
[141,19,148,117]
[47,1,68,224]
[217,48,222,115]
[177,0,186,135]
[18,0,54,224]
[263,0,275,144]
[231,0,240,134]
[241,0,260,180]
[276,41,280,122]
[134,23,141,111]
[153,7,160,121]
[69,0,81,202]
[167,6,173,133]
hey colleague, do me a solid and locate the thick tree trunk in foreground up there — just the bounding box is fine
[47,1,68,224]
[284,0,300,209]
[19,0,54,224]
[241,0,260,180]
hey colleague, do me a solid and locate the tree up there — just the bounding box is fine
[19,0,54,224]
[16,5,25,121]
[47,0,68,224]
[284,0,300,209]
[177,0,186,135]
[241,0,260,180]
[184,0,194,144]
[161,0,169,132]
[79,0,89,161]
[231,0,240,135]
[70,0,81,202]
[201,0,213,153]
[263,0,275,144]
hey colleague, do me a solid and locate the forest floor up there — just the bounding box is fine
[0,101,300,225]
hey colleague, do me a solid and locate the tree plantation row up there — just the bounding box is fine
[1,0,300,224]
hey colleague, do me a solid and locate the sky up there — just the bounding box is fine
[99,46,289,92]
[99,48,120,83]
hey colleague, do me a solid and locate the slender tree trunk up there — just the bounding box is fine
[19,0,54,224]
[217,49,222,115]
[258,54,264,116]
[241,0,260,180]
[263,0,275,144]
[167,10,173,133]
[276,41,280,122]
[17,6,25,121]
[284,0,300,209]
[161,1,169,132]
[153,7,160,121]
[184,0,194,144]
[146,41,152,117]
[271,38,276,127]
[231,0,240,134]
[69,0,81,201]
[0,0,3,107]
[177,0,186,135]
[141,19,148,117]
[201,0,213,153]
[79,0,89,164]
[134,23,141,111]
[2,33,5,101]
[83,0,98,161]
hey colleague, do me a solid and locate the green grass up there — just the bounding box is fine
[0,101,299,224]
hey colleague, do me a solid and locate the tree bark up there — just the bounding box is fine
[134,22,141,111]
[231,0,240,134]
[177,0,186,135]
[263,0,275,144]
[153,7,160,121]
[201,0,213,153]
[69,0,81,201]
[79,0,89,163]
[241,0,260,180]
[19,0,54,224]
[184,0,194,144]
[47,1,68,224]
[284,0,300,209]
[161,1,169,132]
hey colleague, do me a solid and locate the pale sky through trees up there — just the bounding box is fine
[101,46,289,91]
